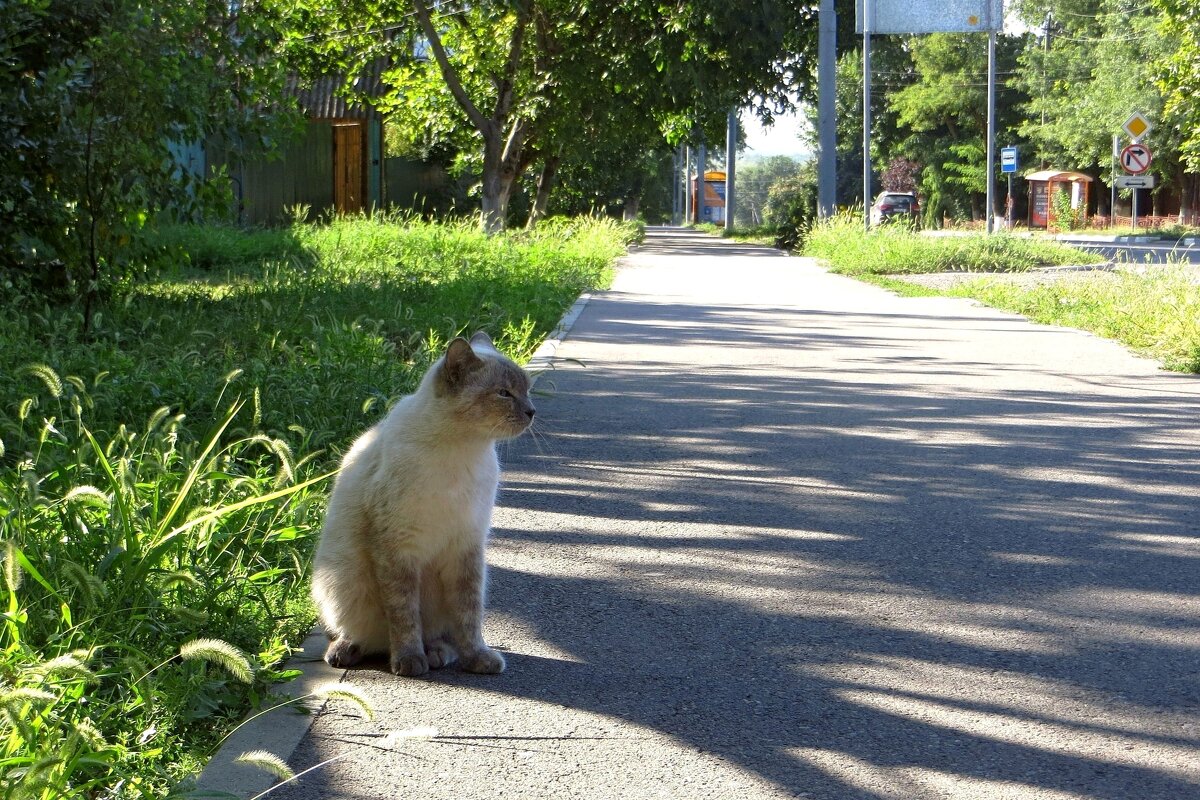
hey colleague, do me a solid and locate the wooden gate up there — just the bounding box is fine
[332,122,365,214]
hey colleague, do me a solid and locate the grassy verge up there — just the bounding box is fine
[938,270,1200,373]
[692,222,778,247]
[804,211,1104,274]
[802,214,1199,374]
[0,214,630,797]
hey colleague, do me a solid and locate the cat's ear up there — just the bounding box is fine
[469,330,496,351]
[441,337,485,390]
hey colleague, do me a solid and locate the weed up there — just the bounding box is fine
[0,214,627,797]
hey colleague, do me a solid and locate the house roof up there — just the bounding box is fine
[1025,170,1094,183]
[287,58,389,120]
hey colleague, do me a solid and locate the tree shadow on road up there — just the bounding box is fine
[277,292,1200,799]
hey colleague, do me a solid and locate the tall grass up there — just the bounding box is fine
[942,269,1200,373]
[803,211,1105,274]
[0,214,630,797]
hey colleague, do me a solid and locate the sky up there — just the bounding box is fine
[740,107,812,162]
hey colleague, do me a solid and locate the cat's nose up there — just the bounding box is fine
[524,405,536,420]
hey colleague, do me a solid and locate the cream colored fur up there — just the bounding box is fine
[311,332,534,676]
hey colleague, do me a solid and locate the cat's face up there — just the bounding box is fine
[437,334,536,440]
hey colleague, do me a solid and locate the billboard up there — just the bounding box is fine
[856,0,1004,34]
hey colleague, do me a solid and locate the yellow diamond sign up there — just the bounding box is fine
[1123,112,1151,141]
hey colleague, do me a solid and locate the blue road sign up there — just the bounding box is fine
[1000,146,1018,174]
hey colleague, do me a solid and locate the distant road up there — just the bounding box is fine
[1060,238,1200,265]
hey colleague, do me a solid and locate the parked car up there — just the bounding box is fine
[870,191,920,226]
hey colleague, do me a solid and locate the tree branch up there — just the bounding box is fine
[494,2,531,120]
[411,0,489,132]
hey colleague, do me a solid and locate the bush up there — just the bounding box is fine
[763,172,818,250]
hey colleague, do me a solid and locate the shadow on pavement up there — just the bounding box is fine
[273,241,1200,799]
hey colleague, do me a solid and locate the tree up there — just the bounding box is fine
[1011,0,1186,217]
[734,156,804,226]
[302,0,824,233]
[1,0,296,320]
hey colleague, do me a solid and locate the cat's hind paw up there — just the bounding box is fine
[424,639,458,669]
[460,646,506,674]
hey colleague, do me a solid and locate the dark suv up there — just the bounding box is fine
[870,192,920,226]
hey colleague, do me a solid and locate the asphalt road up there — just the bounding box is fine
[1062,238,1200,265]
[207,227,1200,799]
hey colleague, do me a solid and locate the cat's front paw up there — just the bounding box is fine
[460,646,506,674]
[390,650,430,677]
[324,639,363,668]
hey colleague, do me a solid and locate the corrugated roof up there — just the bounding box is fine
[287,58,389,120]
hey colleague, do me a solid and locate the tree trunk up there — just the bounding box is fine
[622,195,641,221]
[479,126,523,234]
[526,155,561,229]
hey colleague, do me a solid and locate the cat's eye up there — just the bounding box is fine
[497,389,513,399]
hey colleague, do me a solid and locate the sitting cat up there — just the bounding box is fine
[311,331,535,676]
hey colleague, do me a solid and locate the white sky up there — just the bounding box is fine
[741,107,812,161]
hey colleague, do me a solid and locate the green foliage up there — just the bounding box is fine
[732,156,805,227]
[0,215,626,797]
[763,168,819,250]
[0,0,299,324]
[803,211,1104,274]
[1153,0,1200,171]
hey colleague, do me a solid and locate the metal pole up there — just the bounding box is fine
[1111,134,1118,229]
[1133,186,1139,231]
[986,29,997,233]
[818,0,837,217]
[725,110,737,230]
[684,145,693,225]
[862,0,872,231]
[697,138,707,224]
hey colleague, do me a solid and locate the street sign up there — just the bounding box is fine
[1000,146,1018,174]
[1122,112,1152,141]
[1115,175,1155,189]
[1120,143,1152,175]
[856,0,1002,33]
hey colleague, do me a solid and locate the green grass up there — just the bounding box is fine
[0,213,629,798]
[692,222,777,247]
[803,214,1199,374]
[803,211,1104,275]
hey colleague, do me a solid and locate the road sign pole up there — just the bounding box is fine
[1133,186,1138,232]
[1111,134,1118,229]
[862,0,872,231]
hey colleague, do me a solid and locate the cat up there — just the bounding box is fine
[311,331,535,677]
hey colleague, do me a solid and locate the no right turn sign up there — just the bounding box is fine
[1120,143,1152,175]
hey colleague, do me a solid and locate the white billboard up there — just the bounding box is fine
[856,0,1004,34]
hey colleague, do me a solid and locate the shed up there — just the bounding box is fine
[1026,170,1093,229]
[206,63,388,225]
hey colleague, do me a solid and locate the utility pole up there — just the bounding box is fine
[683,145,693,225]
[862,0,872,231]
[697,137,707,224]
[725,110,737,230]
[818,0,837,217]
[985,28,997,233]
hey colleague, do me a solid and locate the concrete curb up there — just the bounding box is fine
[193,281,601,796]
[525,292,593,382]
[195,630,344,797]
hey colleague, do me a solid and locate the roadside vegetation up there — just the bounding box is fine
[803,212,1104,275]
[0,214,631,798]
[802,214,1200,374]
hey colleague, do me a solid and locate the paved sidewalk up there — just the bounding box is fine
[203,227,1200,799]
